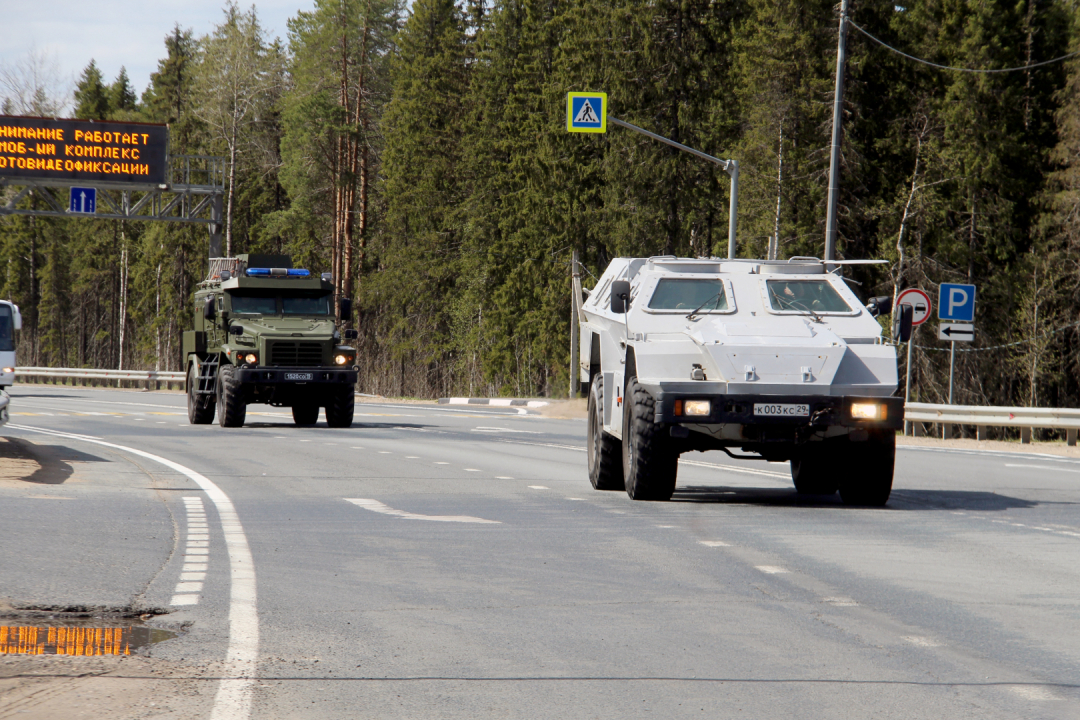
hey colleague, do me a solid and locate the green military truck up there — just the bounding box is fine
[183,254,359,428]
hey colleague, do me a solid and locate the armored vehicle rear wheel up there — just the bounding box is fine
[838,430,895,506]
[292,404,319,426]
[623,377,678,501]
[790,445,838,495]
[326,388,354,428]
[216,364,246,428]
[187,365,215,425]
[588,376,624,491]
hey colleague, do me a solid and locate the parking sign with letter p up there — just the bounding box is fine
[938,283,976,322]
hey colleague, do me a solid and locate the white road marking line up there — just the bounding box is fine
[433,462,449,465]
[496,476,514,480]
[567,497,585,501]
[9,424,258,720]
[680,459,789,479]
[181,572,207,581]
[170,594,199,605]
[406,456,419,459]
[528,485,549,490]
[472,426,542,434]
[183,563,208,572]
[902,636,943,647]
[1007,686,1058,701]
[175,581,204,593]
[655,525,675,528]
[156,421,167,424]
[698,540,730,547]
[186,547,210,555]
[755,565,789,574]
[378,451,391,454]
[464,468,481,472]
[345,498,501,524]
[351,446,364,449]
[187,540,209,547]
[822,597,859,606]
[188,534,210,541]
[1004,463,1080,473]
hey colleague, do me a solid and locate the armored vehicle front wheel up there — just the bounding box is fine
[216,364,247,428]
[326,388,355,428]
[790,445,838,495]
[838,430,895,507]
[292,404,319,426]
[187,365,215,425]
[623,377,678,501]
[588,376,624,491]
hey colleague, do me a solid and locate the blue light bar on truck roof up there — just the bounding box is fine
[245,268,311,277]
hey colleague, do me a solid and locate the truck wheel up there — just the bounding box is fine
[187,365,215,425]
[292,404,319,426]
[790,445,838,495]
[325,388,355,428]
[623,377,678,501]
[216,364,246,428]
[588,376,624,491]
[838,430,895,506]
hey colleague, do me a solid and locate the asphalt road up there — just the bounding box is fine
[1,384,1078,719]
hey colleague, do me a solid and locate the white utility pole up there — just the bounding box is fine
[824,0,850,263]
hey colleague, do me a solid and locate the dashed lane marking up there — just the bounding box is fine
[699,540,730,547]
[528,485,549,490]
[345,498,501,524]
[822,597,859,606]
[1004,463,1080,473]
[472,426,543,434]
[496,476,514,480]
[433,462,449,465]
[1008,686,1058,701]
[10,424,258,720]
[903,636,943,647]
[464,468,481,472]
[756,565,789,574]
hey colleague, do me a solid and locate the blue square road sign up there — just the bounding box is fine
[567,93,606,133]
[69,187,96,214]
[938,283,976,322]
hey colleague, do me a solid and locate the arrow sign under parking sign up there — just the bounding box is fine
[939,323,974,342]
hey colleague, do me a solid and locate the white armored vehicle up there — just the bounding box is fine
[580,256,910,506]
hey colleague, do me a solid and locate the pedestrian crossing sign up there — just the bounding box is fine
[567,92,606,133]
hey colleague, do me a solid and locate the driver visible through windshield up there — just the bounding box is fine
[766,280,851,313]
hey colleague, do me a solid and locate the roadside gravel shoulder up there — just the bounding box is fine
[898,434,1080,458]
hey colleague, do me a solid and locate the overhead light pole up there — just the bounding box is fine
[824,0,850,263]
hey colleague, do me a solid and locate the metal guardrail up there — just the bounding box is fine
[16,367,185,389]
[905,402,1079,445]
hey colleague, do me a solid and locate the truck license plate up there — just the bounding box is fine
[285,372,313,381]
[753,403,809,417]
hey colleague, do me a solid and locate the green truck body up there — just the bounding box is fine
[184,254,358,428]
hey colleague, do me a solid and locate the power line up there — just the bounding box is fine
[913,320,1080,353]
[849,20,1080,74]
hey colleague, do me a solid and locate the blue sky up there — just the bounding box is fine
[0,1,304,103]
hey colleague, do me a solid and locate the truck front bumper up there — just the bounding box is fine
[236,366,358,385]
[655,393,904,431]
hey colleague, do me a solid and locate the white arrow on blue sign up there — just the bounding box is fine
[69,187,96,214]
[938,282,976,322]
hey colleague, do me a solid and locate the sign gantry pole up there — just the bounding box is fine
[824,0,850,264]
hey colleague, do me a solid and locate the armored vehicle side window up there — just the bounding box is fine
[648,279,729,312]
[766,280,851,313]
[0,306,12,352]
[283,294,332,316]
[231,293,278,315]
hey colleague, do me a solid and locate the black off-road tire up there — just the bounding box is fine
[292,404,319,426]
[838,430,895,507]
[790,444,838,495]
[325,388,355,428]
[588,376,624,491]
[216,364,246,428]
[623,377,678,501]
[187,364,215,425]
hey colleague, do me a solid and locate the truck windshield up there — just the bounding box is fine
[231,294,278,315]
[766,280,851,313]
[648,279,728,311]
[0,306,12,352]
[283,295,332,316]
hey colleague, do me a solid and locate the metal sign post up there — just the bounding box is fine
[937,283,976,410]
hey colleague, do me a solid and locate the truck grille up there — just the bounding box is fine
[270,342,323,366]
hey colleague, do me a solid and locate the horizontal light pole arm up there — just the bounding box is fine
[608,117,739,259]
[609,117,732,172]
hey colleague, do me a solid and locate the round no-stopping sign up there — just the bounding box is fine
[896,288,932,326]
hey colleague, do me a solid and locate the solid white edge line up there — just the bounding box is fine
[9,423,258,720]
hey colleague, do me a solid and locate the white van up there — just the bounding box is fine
[0,301,22,389]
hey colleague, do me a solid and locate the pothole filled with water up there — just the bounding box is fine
[0,609,178,656]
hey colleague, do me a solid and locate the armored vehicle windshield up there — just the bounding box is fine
[229,291,333,316]
[648,278,729,312]
[765,279,851,313]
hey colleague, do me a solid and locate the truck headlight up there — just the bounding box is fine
[683,400,711,416]
[244,353,258,364]
[334,354,349,365]
[1,367,12,373]
[851,402,884,420]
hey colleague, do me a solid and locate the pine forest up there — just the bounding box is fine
[3,0,1080,422]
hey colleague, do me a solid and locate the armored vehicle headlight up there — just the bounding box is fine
[1,367,11,373]
[851,402,884,420]
[683,400,711,416]
[334,354,349,365]
[244,353,258,364]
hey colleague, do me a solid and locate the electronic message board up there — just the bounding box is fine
[0,115,168,186]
